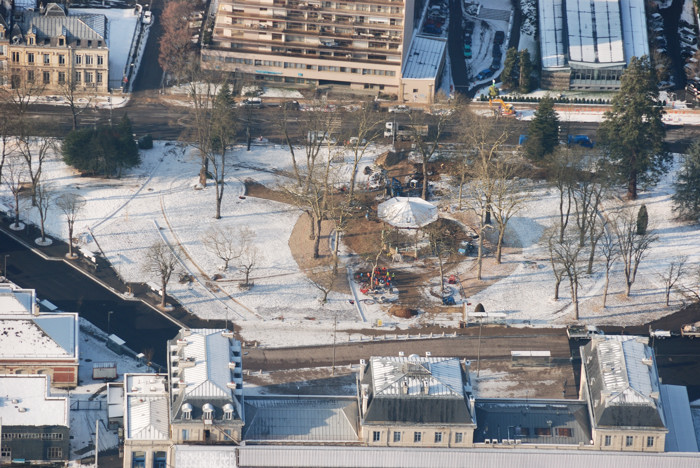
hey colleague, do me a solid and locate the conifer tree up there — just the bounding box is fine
[524,96,559,161]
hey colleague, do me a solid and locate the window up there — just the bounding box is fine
[86,55,93,65]
[12,52,19,63]
[555,427,573,437]
[412,89,418,93]
[434,432,443,443]
[154,451,167,468]
[85,72,93,83]
[47,447,62,459]
[535,427,552,436]
[58,54,65,65]
[604,435,612,446]
[414,432,422,443]
[28,36,34,45]
[626,436,634,447]
[43,54,50,64]
[43,71,50,84]
[27,70,34,83]
[0,45,5,55]
[59,37,65,46]
[1,447,11,458]
[96,72,103,83]
[97,55,104,65]
[646,436,654,447]
[27,53,34,64]
[74,71,81,82]
[393,431,401,442]
[181,429,189,440]
[455,432,463,443]
[58,72,66,84]
[75,55,82,65]
[132,451,146,468]
[372,431,381,442]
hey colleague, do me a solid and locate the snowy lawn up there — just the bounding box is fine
[2,139,699,347]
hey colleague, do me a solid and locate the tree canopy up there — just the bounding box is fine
[673,141,700,220]
[62,115,140,176]
[524,96,559,161]
[598,56,669,199]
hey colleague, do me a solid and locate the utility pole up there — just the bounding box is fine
[3,255,8,280]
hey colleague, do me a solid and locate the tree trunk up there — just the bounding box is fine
[215,184,222,219]
[554,277,561,300]
[244,267,251,285]
[332,229,341,275]
[40,220,46,242]
[458,171,465,210]
[570,278,579,320]
[665,287,670,306]
[13,194,20,226]
[477,227,484,280]
[308,212,315,240]
[437,250,445,294]
[587,244,596,275]
[603,271,609,308]
[627,169,637,200]
[67,223,74,258]
[495,226,506,264]
[421,158,429,200]
[312,216,322,258]
[160,280,167,308]
[199,156,209,187]
[625,279,632,297]
[349,158,360,202]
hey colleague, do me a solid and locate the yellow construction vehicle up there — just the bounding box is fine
[489,98,516,117]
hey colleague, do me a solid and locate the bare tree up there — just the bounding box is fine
[546,147,580,242]
[408,109,451,200]
[0,112,15,184]
[342,101,383,202]
[55,193,86,259]
[658,256,688,306]
[544,228,565,300]
[58,72,97,130]
[34,182,53,245]
[308,258,338,304]
[144,241,180,309]
[613,208,658,296]
[466,176,493,280]
[490,154,528,263]
[3,155,26,229]
[209,83,237,219]
[236,227,259,287]
[202,226,238,271]
[550,229,585,320]
[599,220,618,308]
[425,222,456,295]
[15,131,56,206]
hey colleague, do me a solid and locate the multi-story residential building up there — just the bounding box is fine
[0,374,70,464]
[579,335,668,452]
[202,0,416,95]
[0,283,80,388]
[0,3,109,94]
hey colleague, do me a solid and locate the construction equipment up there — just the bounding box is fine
[489,98,516,117]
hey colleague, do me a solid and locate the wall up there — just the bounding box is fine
[361,424,475,448]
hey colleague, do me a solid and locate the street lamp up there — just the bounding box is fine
[3,255,8,280]
[107,310,113,335]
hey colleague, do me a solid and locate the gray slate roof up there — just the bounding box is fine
[581,336,665,429]
[17,9,105,45]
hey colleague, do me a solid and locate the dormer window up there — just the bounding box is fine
[223,403,234,420]
[76,39,81,46]
[97,40,102,47]
[202,403,214,420]
[182,402,192,420]
[59,37,65,46]
[28,36,34,45]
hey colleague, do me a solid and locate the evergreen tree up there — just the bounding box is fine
[599,56,669,199]
[524,95,559,161]
[636,204,648,235]
[673,142,700,220]
[501,47,519,90]
[115,114,140,176]
[519,49,532,93]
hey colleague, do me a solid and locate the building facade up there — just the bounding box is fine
[0,3,109,94]
[202,0,415,94]
[358,355,476,448]
[579,336,668,452]
[0,375,70,464]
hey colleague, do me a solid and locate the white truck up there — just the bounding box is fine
[566,325,603,340]
[384,121,429,140]
[681,321,700,338]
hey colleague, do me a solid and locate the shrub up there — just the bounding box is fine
[138,134,153,149]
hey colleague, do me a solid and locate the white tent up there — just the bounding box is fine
[377,197,438,229]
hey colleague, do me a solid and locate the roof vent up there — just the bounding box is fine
[398,351,405,357]
[11,399,19,404]
[642,357,653,366]
[425,351,431,357]
[150,386,157,392]
[18,407,27,413]
[408,354,420,360]
[401,380,409,394]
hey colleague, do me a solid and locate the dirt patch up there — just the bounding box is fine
[244,178,295,204]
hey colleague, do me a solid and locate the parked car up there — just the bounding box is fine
[464,20,475,34]
[388,105,411,113]
[282,100,300,111]
[492,44,502,59]
[494,30,505,45]
[464,44,472,59]
[681,35,698,46]
[238,97,263,108]
[476,68,493,80]
[424,24,441,35]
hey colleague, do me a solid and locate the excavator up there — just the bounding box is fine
[489,98,516,117]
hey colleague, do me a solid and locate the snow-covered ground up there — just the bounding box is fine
[3,133,700,349]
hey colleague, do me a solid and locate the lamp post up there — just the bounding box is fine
[107,310,113,335]
[3,255,8,280]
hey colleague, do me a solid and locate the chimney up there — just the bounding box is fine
[360,359,366,381]
[402,380,409,394]
[422,380,430,394]
[361,384,369,415]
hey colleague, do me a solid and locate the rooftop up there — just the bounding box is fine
[0,284,35,314]
[539,0,567,69]
[566,0,624,65]
[401,36,446,80]
[0,313,78,361]
[124,374,170,441]
[243,396,359,442]
[0,374,69,426]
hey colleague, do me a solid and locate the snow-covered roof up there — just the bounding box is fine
[539,0,567,69]
[0,313,78,361]
[0,375,68,426]
[368,356,464,397]
[124,374,170,441]
[566,0,625,65]
[0,284,35,314]
[401,36,446,80]
[582,336,665,429]
[620,0,649,62]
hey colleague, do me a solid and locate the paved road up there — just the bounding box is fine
[0,229,179,367]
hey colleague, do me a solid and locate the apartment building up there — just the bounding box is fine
[202,0,415,94]
[0,3,109,94]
